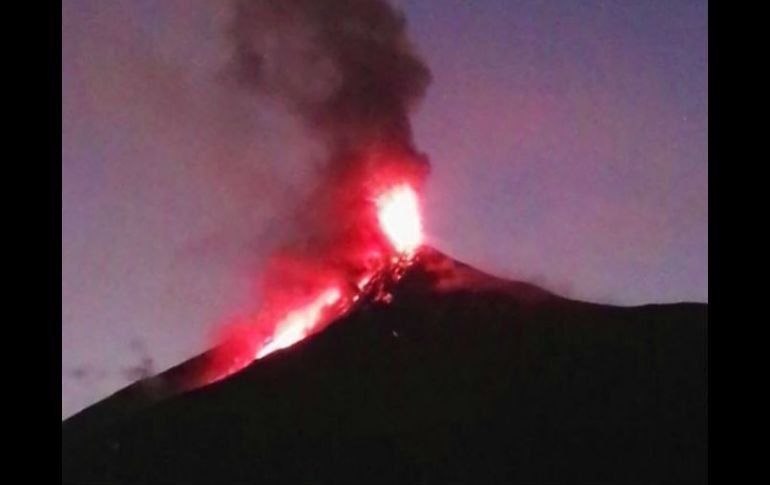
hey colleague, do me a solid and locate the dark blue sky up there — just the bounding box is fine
[62,0,707,418]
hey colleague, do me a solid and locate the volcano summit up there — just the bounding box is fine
[62,247,707,484]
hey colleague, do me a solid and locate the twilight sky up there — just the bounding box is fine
[62,0,707,418]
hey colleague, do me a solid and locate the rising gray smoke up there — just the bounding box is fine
[223,0,433,278]
[228,0,431,162]
[63,0,433,416]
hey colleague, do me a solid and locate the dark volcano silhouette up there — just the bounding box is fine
[62,248,707,484]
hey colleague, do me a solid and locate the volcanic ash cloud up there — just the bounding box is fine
[201,0,434,384]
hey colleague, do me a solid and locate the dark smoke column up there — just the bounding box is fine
[230,0,431,156]
[228,0,432,265]
[201,0,433,385]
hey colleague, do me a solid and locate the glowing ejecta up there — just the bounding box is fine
[203,182,426,385]
[375,184,423,255]
[255,183,424,361]
[256,287,343,359]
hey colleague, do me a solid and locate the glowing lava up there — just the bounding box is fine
[375,184,423,255]
[256,181,426,361]
[255,287,343,359]
[201,181,425,387]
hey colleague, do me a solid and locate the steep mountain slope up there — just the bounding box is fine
[62,248,707,483]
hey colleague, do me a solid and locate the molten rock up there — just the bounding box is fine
[62,248,707,484]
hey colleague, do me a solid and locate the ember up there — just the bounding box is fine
[202,180,424,386]
[197,0,431,388]
[375,184,423,256]
[255,287,343,359]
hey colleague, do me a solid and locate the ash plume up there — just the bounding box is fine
[64,0,434,400]
[198,0,435,382]
[222,0,433,294]
[229,0,431,161]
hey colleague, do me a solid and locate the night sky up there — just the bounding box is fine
[62,0,707,418]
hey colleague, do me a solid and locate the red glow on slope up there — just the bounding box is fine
[255,287,343,359]
[200,175,425,388]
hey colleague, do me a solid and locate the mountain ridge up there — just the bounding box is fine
[62,246,707,483]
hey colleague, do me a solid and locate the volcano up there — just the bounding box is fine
[62,247,707,484]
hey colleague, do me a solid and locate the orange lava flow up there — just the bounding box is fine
[201,182,424,387]
[255,287,343,359]
[253,183,424,360]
